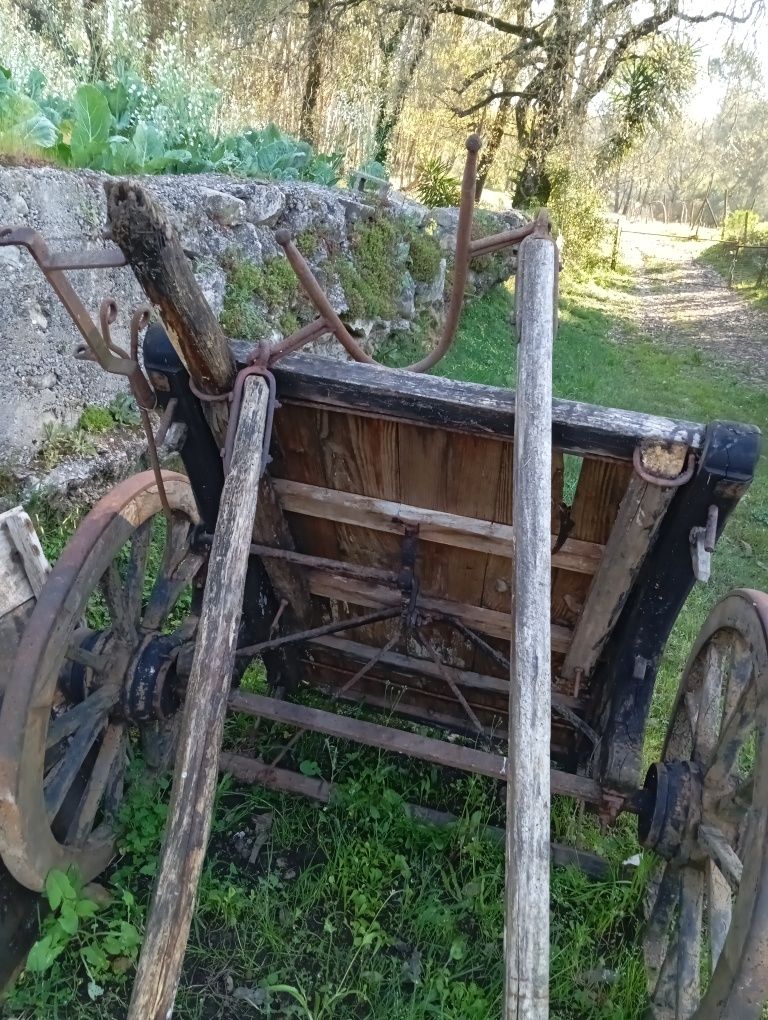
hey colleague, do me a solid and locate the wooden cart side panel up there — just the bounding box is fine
[550,459,634,624]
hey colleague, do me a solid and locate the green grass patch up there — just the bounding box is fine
[699,242,768,312]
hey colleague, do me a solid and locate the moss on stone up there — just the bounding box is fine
[220,250,299,340]
[333,216,402,321]
[296,230,321,257]
[407,229,442,283]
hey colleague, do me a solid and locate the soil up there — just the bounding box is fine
[620,225,768,383]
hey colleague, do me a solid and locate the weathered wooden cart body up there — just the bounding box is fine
[0,137,766,1019]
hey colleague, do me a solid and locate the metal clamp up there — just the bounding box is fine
[222,365,278,476]
[633,446,696,488]
[690,505,719,583]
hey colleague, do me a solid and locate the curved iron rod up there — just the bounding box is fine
[269,136,549,375]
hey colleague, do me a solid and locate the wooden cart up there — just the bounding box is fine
[0,139,765,1019]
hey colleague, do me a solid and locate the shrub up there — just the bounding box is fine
[723,209,762,243]
[546,153,606,270]
[416,157,461,207]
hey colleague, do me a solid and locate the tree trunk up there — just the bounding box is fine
[83,0,108,80]
[475,91,512,201]
[299,0,326,147]
[373,15,433,166]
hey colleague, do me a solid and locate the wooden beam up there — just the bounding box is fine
[219,752,613,879]
[561,468,679,682]
[506,229,556,1020]
[227,689,603,805]
[106,181,235,398]
[272,355,705,460]
[303,568,572,652]
[309,635,584,709]
[128,378,269,1020]
[273,478,602,575]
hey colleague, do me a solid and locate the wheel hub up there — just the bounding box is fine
[638,760,703,861]
[62,630,186,724]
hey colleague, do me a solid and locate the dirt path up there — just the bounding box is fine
[619,225,768,383]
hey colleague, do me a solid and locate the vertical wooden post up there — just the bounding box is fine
[505,226,558,1020]
[610,220,621,271]
[127,378,270,1020]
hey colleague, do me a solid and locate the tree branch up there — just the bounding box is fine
[451,89,537,117]
[437,3,545,44]
[678,0,761,23]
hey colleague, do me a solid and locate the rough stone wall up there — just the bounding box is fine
[0,167,525,459]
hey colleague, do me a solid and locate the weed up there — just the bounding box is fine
[37,422,97,469]
[8,868,142,1013]
[108,393,141,427]
[78,405,114,434]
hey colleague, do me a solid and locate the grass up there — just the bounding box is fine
[5,259,767,1019]
[699,241,768,312]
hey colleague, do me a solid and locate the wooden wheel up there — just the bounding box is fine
[0,471,203,891]
[641,589,768,1019]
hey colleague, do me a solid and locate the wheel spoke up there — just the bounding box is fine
[676,866,704,1018]
[44,708,108,820]
[66,724,124,845]
[100,562,134,642]
[705,679,757,794]
[698,823,743,892]
[64,643,108,672]
[46,686,116,750]
[142,550,204,632]
[645,863,679,987]
[706,858,732,973]
[693,642,727,764]
[125,520,153,628]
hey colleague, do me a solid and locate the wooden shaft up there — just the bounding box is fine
[127,378,269,1020]
[106,181,236,396]
[505,230,558,1020]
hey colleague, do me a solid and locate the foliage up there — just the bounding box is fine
[9,867,141,1011]
[0,65,342,183]
[108,392,141,426]
[722,209,766,243]
[38,421,97,468]
[601,39,696,167]
[416,156,461,207]
[547,155,606,269]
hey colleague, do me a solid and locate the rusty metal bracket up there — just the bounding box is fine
[690,504,719,583]
[0,226,156,409]
[633,446,696,488]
